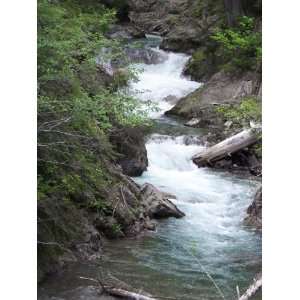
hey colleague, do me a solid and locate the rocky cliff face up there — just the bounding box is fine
[122,0,225,52]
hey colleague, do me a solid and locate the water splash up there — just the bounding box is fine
[129,49,201,118]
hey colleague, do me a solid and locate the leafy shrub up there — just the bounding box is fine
[212,16,261,71]
[216,97,261,127]
[37,0,150,203]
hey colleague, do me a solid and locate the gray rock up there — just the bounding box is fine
[163,95,178,105]
[123,46,167,65]
[126,0,224,52]
[244,186,262,229]
[224,120,233,128]
[184,118,201,127]
[110,127,148,177]
[167,70,260,119]
[141,183,185,219]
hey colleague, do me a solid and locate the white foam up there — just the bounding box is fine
[129,49,201,118]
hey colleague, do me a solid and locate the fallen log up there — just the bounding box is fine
[239,273,262,300]
[104,287,157,300]
[79,275,158,300]
[192,128,261,167]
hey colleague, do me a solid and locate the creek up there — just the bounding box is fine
[38,37,261,300]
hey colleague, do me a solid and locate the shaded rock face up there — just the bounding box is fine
[124,0,224,52]
[110,127,148,177]
[198,147,261,175]
[141,183,185,219]
[244,186,262,228]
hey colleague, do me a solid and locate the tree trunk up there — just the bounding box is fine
[193,128,260,167]
[224,0,245,25]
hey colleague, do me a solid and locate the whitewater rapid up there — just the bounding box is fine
[123,47,261,299]
[129,49,201,118]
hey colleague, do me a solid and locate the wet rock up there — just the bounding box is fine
[184,117,201,127]
[141,183,185,219]
[123,46,167,65]
[110,127,148,177]
[144,217,157,231]
[161,191,177,200]
[163,95,178,105]
[244,186,262,228]
[182,135,204,146]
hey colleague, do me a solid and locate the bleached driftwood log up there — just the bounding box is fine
[193,128,260,167]
[79,276,157,300]
[104,287,157,300]
[239,273,262,300]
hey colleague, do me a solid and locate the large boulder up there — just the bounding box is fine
[244,186,262,228]
[110,127,148,177]
[141,183,185,219]
[165,70,261,130]
[166,70,260,119]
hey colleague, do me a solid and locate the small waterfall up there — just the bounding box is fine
[129,49,201,118]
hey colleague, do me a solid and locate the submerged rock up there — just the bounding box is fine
[141,183,185,219]
[244,186,262,229]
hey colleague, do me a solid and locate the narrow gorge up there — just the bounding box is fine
[38,1,262,299]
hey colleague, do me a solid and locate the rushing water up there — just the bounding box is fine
[129,48,200,118]
[38,41,261,300]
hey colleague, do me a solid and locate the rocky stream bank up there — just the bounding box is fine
[38,1,262,299]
